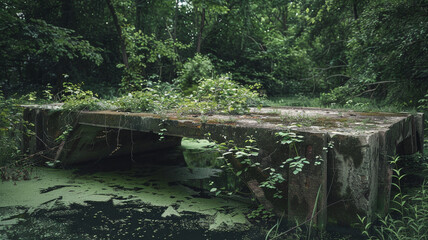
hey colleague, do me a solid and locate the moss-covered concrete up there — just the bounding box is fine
[21,104,424,228]
[0,163,254,238]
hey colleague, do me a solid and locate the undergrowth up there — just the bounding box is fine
[358,156,428,240]
[0,91,35,181]
[264,95,419,113]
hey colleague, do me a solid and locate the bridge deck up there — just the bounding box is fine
[22,104,424,227]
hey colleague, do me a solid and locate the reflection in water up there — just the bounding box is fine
[180,138,249,198]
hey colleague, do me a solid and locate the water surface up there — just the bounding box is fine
[0,139,265,240]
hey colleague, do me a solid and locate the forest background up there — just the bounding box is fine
[0,0,427,107]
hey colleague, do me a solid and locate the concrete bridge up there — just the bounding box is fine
[22,104,424,228]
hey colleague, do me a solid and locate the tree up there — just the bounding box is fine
[105,0,129,69]
[0,0,102,95]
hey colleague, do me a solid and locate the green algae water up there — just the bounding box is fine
[0,138,267,240]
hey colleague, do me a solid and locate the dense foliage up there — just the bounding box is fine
[0,91,34,180]
[0,0,426,107]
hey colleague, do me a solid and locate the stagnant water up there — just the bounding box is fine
[0,139,271,240]
[1,138,363,240]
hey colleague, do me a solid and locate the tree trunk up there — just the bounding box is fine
[173,0,178,41]
[196,8,205,53]
[173,0,181,64]
[352,0,358,20]
[136,0,143,30]
[61,0,73,28]
[105,0,129,69]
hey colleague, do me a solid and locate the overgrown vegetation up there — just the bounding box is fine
[60,75,261,115]
[211,132,325,235]
[1,0,427,239]
[358,156,428,240]
[0,91,34,180]
[61,82,102,111]
[1,0,426,107]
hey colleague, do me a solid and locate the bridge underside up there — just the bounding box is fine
[22,105,424,228]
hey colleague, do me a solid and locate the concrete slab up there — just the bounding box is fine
[21,104,424,228]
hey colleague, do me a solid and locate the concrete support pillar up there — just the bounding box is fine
[288,133,328,229]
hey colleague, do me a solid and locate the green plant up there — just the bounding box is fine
[275,131,311,175]
[247,205,275,220]
[264,96,322,108]
[282,156,309,175]
[114,82,182,114]
[118,25,188,93]
[114,90,156,112]
[59,76,259,116]
[418,93,428,112]
[42,84,54,102]
[265,214,285,240]
[61,82,102,111]
[189,75,261,114]
[176,54,214,95]
[418,93,428,140]
[218,117,238,124]
[259,167,285,199]
[0,91,35,180]
[216,135,288,203]
[157,119,168,141]
[357,156,428,240]
[208,136,261,198]
[55,124,73,142]
[319,86,357,106]
[217,136,260,177]
[209,183,226,197]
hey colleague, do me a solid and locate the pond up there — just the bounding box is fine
[0,138,269,240]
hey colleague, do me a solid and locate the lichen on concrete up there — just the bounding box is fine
[21,104,425,228]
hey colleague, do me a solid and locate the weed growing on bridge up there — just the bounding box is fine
[275,131,311,175]
[209,131,332,239]
[114,90,161,112]
[59,77,261,115]
[55,124,73,143]
[157,120,168,141]
[61,82,102,111]
[216,136,261,178]
[212,131,325,219]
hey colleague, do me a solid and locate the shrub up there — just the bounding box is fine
[114,82,181,113]
[176,54,214,95]
[358,156,428,240]
[61,82,103,111]
[114,90,157,112]
[59,77,260,116]
[0,92,20,166]
[418,93,428,140]
[188,75,261,114]
[319,86,355,106]
[0,91,34,180]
